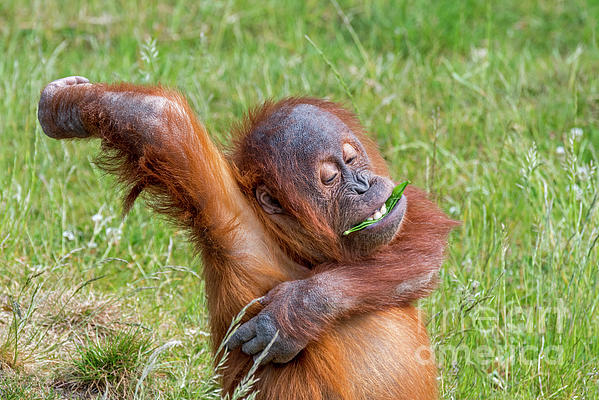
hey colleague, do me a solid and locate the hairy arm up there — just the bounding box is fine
[38,76,270,263]
[228,186,456,365]
[227,253,438,364]
[279,255,438,332]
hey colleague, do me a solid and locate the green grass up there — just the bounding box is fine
[58,329,153,398]
[1,0,598,398]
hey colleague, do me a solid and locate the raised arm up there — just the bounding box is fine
[38,76,260,253]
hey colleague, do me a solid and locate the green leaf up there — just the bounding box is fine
[342,181,410,236]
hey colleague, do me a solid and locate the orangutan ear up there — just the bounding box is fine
[256,184,284,215]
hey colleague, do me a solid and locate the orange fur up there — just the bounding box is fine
[38,80,455,399]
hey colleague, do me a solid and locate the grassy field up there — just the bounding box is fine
[1,0,598,398]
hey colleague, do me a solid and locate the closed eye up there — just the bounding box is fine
[343,143,358,164]
[320,162,339,185]
[324,172,338,185]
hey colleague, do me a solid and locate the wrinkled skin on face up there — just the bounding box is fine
[253,104,406,258]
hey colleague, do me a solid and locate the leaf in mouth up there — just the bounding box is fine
[342,181,410,236]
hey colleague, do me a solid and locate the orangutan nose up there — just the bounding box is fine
[352,173,370,194]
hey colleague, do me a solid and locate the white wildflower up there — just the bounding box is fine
[570,127,583,138]
[106,227,122,244]
[573,184,583,200]
[62,230,75,241]
[184,328,210,337]
[577,165,590,180]
[556,146,565,155]
[471,47,488,61]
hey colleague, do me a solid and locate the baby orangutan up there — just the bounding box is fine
[38,76,457,400]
